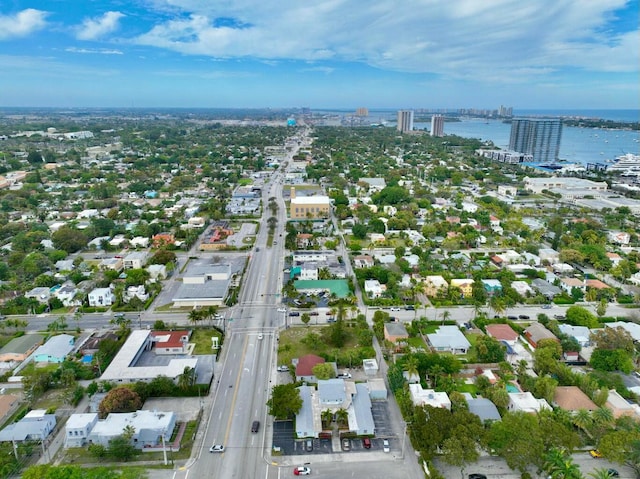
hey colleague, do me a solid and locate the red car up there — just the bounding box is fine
[293,466,311,475]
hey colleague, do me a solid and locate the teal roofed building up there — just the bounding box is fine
[293,280,350,298]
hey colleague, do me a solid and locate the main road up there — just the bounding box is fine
[174,137,292,479]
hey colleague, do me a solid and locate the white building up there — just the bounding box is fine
[409,384,451,409]
[88,287,115,307]
[507,392,551,414]
[65,413,99,448]
[100,330,198,383]
[364,280,385,298]
[123,251,148,270]
[88,410,176,449]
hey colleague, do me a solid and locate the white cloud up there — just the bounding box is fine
[76,11,125,40]
[133,0,638,83]
[0,8,48,40]
[66,47,124,55]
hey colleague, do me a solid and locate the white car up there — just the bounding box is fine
[277,307,287,312]
[383,439,390,453]
[277,365,290,372]
[390,307,401,311]
[257,333,264,340]
[293,466,311,476]
[209,444,225,453]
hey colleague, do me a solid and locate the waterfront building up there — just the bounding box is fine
[509,118,562,163]
[430,115,444,137]
[397,110,414,133]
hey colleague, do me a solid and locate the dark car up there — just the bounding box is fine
[554,314,565,320]
[309,311,319,316]
[362,437,371,449]
[468,475,487,479]
[289,311,300,317]
[251,420,260,433]
[405,305,415,311]
[607,469,619,477]
[518,314,530,319]
[507,315,518,320]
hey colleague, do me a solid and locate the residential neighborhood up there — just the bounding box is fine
[0,110,639,479]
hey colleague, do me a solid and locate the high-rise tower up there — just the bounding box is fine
[509,118,562,163]
[430,115,444,137]
[397,110,414,133]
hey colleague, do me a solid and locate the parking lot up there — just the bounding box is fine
[272,401,398,456]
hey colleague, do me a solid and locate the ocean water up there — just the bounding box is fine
[414,117,640,165]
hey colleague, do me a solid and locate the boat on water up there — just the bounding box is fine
[606,153,640,175]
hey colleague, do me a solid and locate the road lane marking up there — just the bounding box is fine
[223,334,249,446]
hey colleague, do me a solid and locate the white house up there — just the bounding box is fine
[409,384,451,409]
[88,287,115,307]
[65,413,99,448]
[87,410,176,449]
[300,263,318,281]
[507,392,551,414]
[123,251,148,270]
[364,280,385,298]
[427,325,471,354]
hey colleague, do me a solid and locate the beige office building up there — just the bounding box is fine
[290,187,330,220]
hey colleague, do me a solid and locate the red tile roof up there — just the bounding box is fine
[151,330,190,349]
[296,354,325,377]
[486,324,519,342]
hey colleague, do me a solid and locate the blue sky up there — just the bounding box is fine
[0,0,638,110]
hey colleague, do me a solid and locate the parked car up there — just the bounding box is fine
[337,372,352,379]
[390,307,401,311]
[209,444,225,453]
[542,304,552,309]
[607,469,619,477]
[518,314,530,319]
[293,466,311,476]
[114,313,126,318]
[507,315,518,320]
[589,449,602,458]
[341,438,350,451]
[327,317,336,322]
[405,305,415,311]
[289,311,300,317]
[277,307,287,312]
[251,421,260,433]
[309,311,319,316]
[362,437,371,449]
[383,439,390,453]
[468,475,487,479]
[305,439,313,451]
[257,333,263,340]
[554,314,565,320]
[277,365,290,372]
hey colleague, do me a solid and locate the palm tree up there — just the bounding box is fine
[489,296,506,318]
[440,310,451,325]
[572,409,592,434]
[592,407,614,428]
[545,448,584,479]
[404,356,419,383]
[335,409,348,428]
[178,366,196,390]
[188,309,203,326]
[588,469,617,479]
[321,410,333,429]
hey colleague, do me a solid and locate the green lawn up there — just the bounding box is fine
[191,328,223,355]
[407,336,427,349]
[277,325,360,365]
